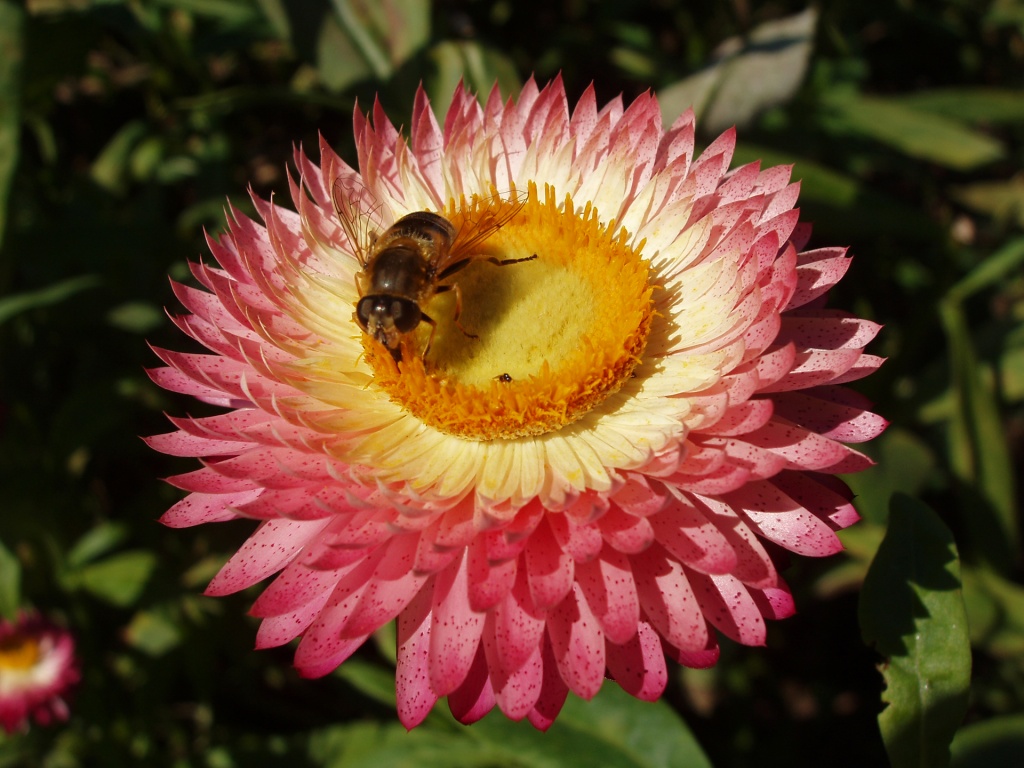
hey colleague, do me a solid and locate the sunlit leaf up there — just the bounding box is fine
[0,274,100,325]
[317,11,374,92]
[329,0,429,80]
[0,0,24,251]
[107,301,165,334]
[659,7,817,134]
[73,550,158,607]
[821,94,1005,170]
[950,713,1024,768]
[903,88,1024,124]
[859,494,971,768]
[952,177,1024,227]
[66,522,129,569]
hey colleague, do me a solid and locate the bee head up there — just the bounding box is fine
[356,295,422,350]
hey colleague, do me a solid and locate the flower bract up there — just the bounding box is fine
[149,77,886,729]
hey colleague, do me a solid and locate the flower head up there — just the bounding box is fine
[149,77,885,729]
[0,613,78,733]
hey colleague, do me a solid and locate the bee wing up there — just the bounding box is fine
[331,175,392,267]
[439,190,529,271]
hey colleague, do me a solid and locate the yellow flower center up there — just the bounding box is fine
[363,185,653,439]
[0,634,40,672]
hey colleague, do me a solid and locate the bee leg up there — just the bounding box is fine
[485,253,538,267]
[433,284,478,340]
[450,283,478,340]
[420,312,438,359]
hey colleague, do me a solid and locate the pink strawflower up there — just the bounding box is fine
[148,77,885,729]
[0,613,78,733]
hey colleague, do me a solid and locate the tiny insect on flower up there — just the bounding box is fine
[148,77,885,729]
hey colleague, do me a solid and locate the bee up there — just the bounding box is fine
[332,177,536,362]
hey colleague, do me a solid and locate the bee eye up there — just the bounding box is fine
[355,297,373,329]
[391,299,421,333]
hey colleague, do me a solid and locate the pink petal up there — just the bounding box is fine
[526,638,569,731]
[159,490,257,528]
[295,634,369,679]
[605,621,668,702]
[447,646,496,725]
[396,586,438,730]
[574,547,640,644]
[648,494,738,575]
[254,591,331,649]
[524,516,575,610]
[206,518,330,596]
[632,544,708,652]
[598,505,656,554]
[486,630,544,720]
[667,629,721,669]
[723,480,843,557]
[466,537,517,612]
[687,570,766,646]
[340,535,428,638]
[547,586,606,700]
[428,553,486,696]
[492,567,547,673]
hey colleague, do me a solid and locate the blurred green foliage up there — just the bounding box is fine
[0,0,1023,766]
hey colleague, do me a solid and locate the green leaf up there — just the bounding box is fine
[859,494,972,768]
[659,7,817,134]
[945,236,1024,304]
[0,538,21,620]
[939,300,1019,571]
[0,274,100,326]
[91,120,149,194]
[107,301,165,334]
[470,685,713,768]
[329,0,430,80]
[66,522,130,569]
[952,177,1024,228]
[961,567,1024,657]
[125,607,184,656]
[950,713,1024,768]
[317,11,374,92]
[334,658,397,708]
[844,427,938,526]
[426,41,520,126]
[0,0,24,251]
[822,94,1005,170]
[901,88,1024,124]
[308,683,711,768]
[73,550,157,607]
[551,684,714,768]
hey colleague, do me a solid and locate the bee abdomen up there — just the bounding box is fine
[392,211,456,245]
